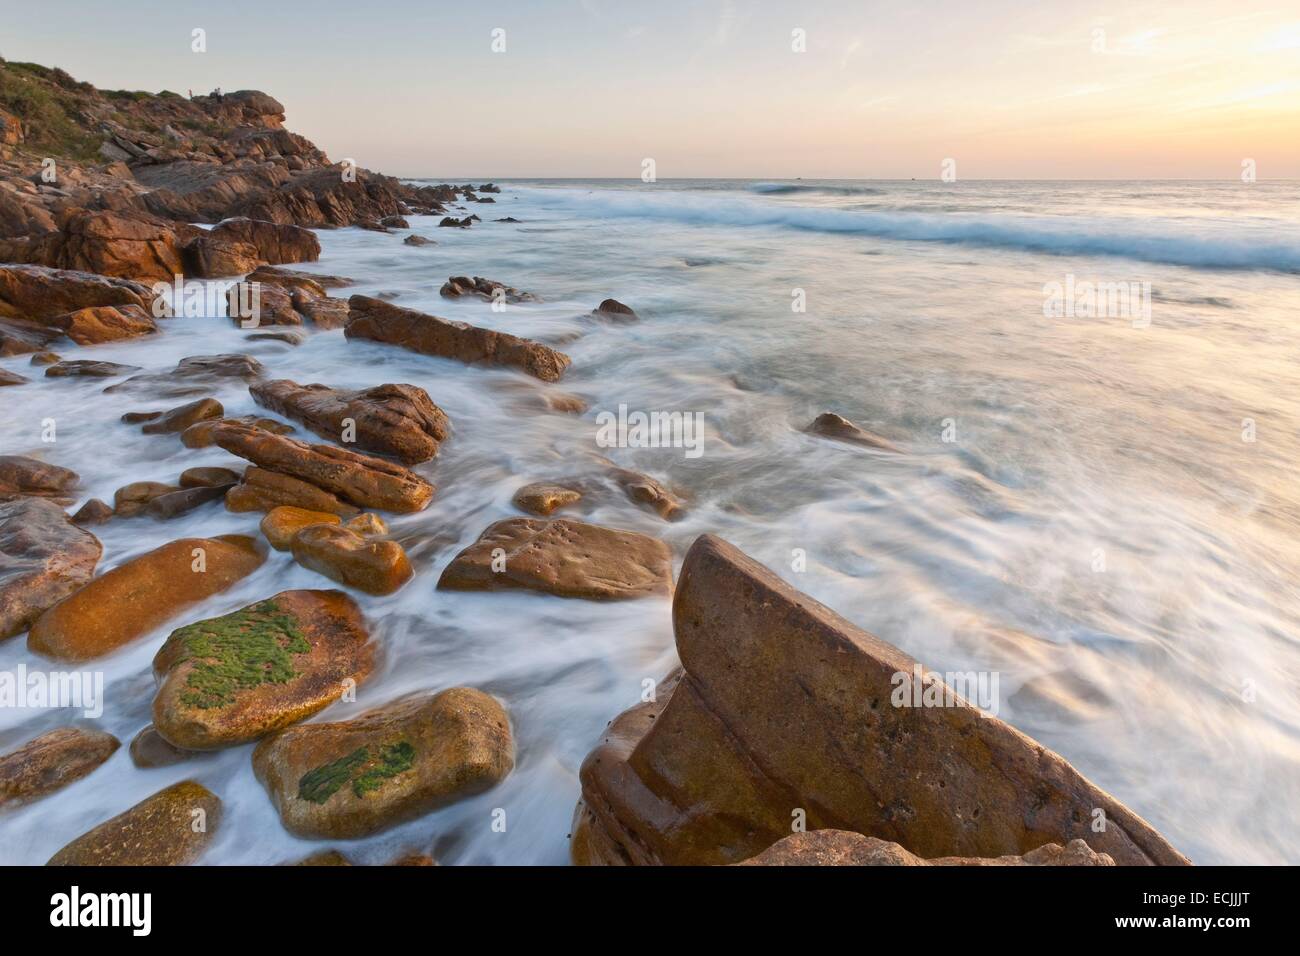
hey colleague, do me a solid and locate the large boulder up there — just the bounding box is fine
[0,456,79,503]
[27,535,267,662]
[46,304,157,345]
[0,498,102,640]
[252,688,514,839]
[345,296,571,382]
[290,524,413,595]
[736,831,1114,866]
[570,535,1190,866]
[191,217,320,272]
[37,209,185,283]
[46,780,222,866]
[0,728,120,809]
[0,264,157,322]
[203,420,434,513]
[249,379,450,463]
[438,518,672,600]
[151,590,374,750]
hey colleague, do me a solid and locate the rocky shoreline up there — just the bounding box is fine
[0,60,1187,865]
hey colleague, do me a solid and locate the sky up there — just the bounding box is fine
[3,0,1298,179]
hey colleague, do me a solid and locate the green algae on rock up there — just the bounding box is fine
[152,589,374,751]
[298,740,414,804]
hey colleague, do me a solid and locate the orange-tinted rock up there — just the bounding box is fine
[293,294,350,329]
[0,368,28,386]
[253,688,513,839]
[27,535,267,662]
[0,497,102,639]
[735,831,1114,866]
[570,535,1189,866]
[41,209,185,283]
[0,264,157,322]
[205,420,434,513]
[47,304,157,345]
[511,481,582,516]
[609,467,685,521]
[225,467,359,517]
[181,414,290,449]
[290,525,412,595]
[260,505,341,550]
[345,296,571,382]
[0,728,120,809]
[46,780,222,865]
[0,316,62,356]
[250,380,450,464]
[204,217,320,265]
[806,412,900,452]
[179,466,241,489]
[140,397,223,434]
[344,513,388,537]
[227,281,302,327]
[0,456,79,503]
[438,518,672,601]
[71,498,114,525]
[152,589,374,750]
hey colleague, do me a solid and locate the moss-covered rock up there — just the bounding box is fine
[152,589,373,750]
[253,688,513,839]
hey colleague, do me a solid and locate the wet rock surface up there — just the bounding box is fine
[47,780,222,865]
[0,497,102,639]
[0,728,120,808]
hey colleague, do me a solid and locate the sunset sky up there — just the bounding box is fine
[4,0,1298,178]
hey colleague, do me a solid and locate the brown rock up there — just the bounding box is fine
[139,398,224,435]
[41,209,185,283]
[46,780,222,865]
[29,351,61,366]
[512,481,582,516]
[438,518,672,601]
[570,535,1189,866]
[345,296,571,383]
[0,498,102,640]
[594,298,637,319]
[152,589,374,750]
[0,456,79,503]
[45,359,140,378]
[205,420,434,513]
[0,264,157,322]
[0,368,27,386]
[294,849,353,866]
[144,485,229,519]
[345,513,388,537]
[226,467,359,517]
[27,535,267,662]
[736,831,1114,866]
[244,266,341,297]
[439,276,535,303]
[260,505,341,550]
[113,481,180,517]
[806,412,900,452]
[0,317,62,357]
[227,281,302,327]
[185,235,261,278]
[129,725,198,768]
[179,466,241,489]
[204,217,321,266]
[181,414,290,449]
[293,295,350,329]
[250,379,450,464]
[106,354,265,398]
[71,498,114,525]
[252,688,514,839]
[47,304,157,345]
[609,468,685,521]
[404,235,434,247]
[0,728,120,809]
[291,525,413,596]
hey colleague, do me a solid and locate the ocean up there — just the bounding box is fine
[2,178,1298,864]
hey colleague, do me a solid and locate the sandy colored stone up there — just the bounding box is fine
[736,831,1114,866]
[225,467,359,517]
[49,304,157,345]
[438,518,672,600]
[205,419,434,513]
[260,505,341,550]
[345,295,571,382]
[152,589,374,750]
[250,379,450,463]
[0,728,120,808]
[0,498,102,640]
[27,535,267,662]
[46,780,222,866]
[291,525,412,595]
[344,513,388,537]
[512,481,582,516]
[570,535,1189,866]
[253,688,513,839]
[140,397,224,434]
[806,412,900,452]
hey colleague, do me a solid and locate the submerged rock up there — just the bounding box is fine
[736,831,1114,866]
[608,467,685,521]
[249,379,450,464]
[0,368,28,386]
[0,498,102,639]
[570,535,1189,866]
[806,412,900,452]
[27,535,267,662]
[204,419,435,513]
[593,298,637,319]
[438,518,672,600]
[511,481,582,516]
[0,728,120,809]
[105,354,265,398]
[439,275,535,303]
[46,780,222,865]
[253,688,513,839]
[45,359,140,379]
[290,524,413,596]
[152,589,374,750]
[345,296,571,383]
[129,725,200,768]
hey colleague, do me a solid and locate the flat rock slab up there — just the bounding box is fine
[0,727,120,809]
[152,589,374,750]
[438,517,672,600]
[47,780,222,865]
[250,379,450,464]
[736,831,1113,866]
[570,534,1189,866]
[345,295,571,382]
[253,687,513,839]
[27,535,266,662]
[0,498,102,639]
[205,420,434,513]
